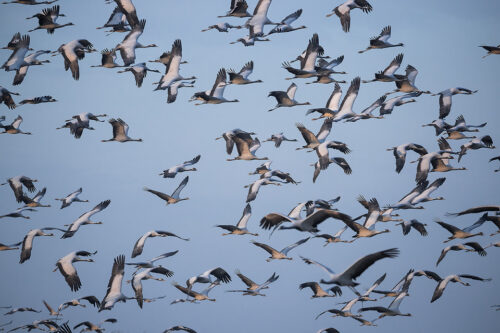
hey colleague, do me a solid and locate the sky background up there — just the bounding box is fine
[0,0,499,332]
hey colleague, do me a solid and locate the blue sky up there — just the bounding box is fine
[0,0,499,332]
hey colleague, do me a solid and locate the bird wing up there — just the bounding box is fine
[463,219,487,233]
[447,205,500,217]
[208,267,231,283]
[299,281,320,294]
[405,65,418,85]
[300,256,335,276]
[364,273,387,296]
[114,0,139,28]
[342,248,399,281]
[143,187,172,202]
[101,255,125,309]
[150,250,179,263]
[296,123,318,145]
[209,68,227,98]
[435,220,462,234]
[302,34,320,72]
[286,82,297,99]
[281,237,309,255]
[464,242,486,255]
[338,77,360,112]
[316,118,333,142]
[326,83,342,110]
[375,25,391,43]
[233,135,252,157]
[81,296,101,308]
[436,247,451,266]
[236,203,252,229]
[81,200,111,219]
[238,60,253,79]
[439,93,452,119]
[259,212,292,230]
[282,8,302,25]
[251,241,277,256]
[171,176,189,199]
[383,53,403,75]
[235,269,257,289]
[410,220,428,236]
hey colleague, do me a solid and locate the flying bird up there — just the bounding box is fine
[226,272,279,296]
[99,255,131,311]
[327,0,373,32]
[266,9,305,36]
[251,237,309,262]
[301,248,399,294]
[131,267,173,308]
[435,217,485,243]
[131,231,188,258]
[55,250,96,291]
[61,200,111,238]
[27,5,74,34]
[189,68,238,105]
[0,115,31,135]
[216,203,258,236]
[55,188,88,209]
[143,176,190,205]
[159,155,200,178]
[55,39,95,80]
[431,274,491,302]
[359,26,403,53]
[115,19,157,66]
[480,44,500,58]
[101,118,142,142]
[431,87,477,119]
[268,83,310,111]
[436,242,487,266]
[227,61,262,85]
[1,175,37,203]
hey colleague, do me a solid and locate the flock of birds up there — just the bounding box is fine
[0,0,499,332]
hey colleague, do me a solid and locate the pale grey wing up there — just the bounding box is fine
[413,177,445,202]
[300,256,335,276]
[236,203,252,229]
[364,273,386,296]
[403,64,418,85]
[376,25,391,43]
[171,176,189,199]
[287,202,306,219]
[183,155,201,166]
[258,272,279,290]
[388,291,408,310]
[150,250,179,263]
[281,237,309,255]
[338,77,360,112]
[326,83,342,110]
[286,83,297,99]
[238,61,253,79]
[463,219,487,233]
[360,95,386,115]
[333,225,348,238]
[316,118,333,142]
[383,53,403,75]
[85,199,111,218]
[282,9,302,25]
